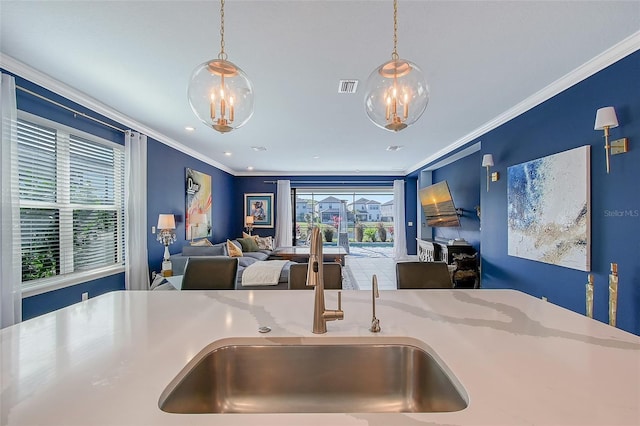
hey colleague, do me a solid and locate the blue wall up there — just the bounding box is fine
[22,274,124,319]
[477,52,639,334]
[146,140,236,272]
[10,74,124,145]
[406,52,639,334]
[405,177,418,255]
[432,151,482,253]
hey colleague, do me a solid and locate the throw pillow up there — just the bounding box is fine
[256,235,274,250]
[190,238,213,246]
[226,239,243,257]
[242,231,261,245]
[237,237,259,252]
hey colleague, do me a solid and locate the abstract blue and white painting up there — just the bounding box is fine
[507,146,591,271]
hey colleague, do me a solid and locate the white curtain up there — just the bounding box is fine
[392,179,408,260]
[0,73,22,327]
[124,131,150,290]
[274,180,292,248]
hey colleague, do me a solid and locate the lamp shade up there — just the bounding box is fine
[594,106,619,130]
[157,214,176,230]
[246,215,255,225]
[482,154,494,168]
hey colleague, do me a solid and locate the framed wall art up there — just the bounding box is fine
[185,168,212,240]
[244,193,274,228]
[507,145,591,271]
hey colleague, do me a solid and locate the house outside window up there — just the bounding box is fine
[294,189,393,244]
[17,111,125,296]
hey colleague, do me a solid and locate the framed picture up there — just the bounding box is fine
[186,168,212,240]
[244,193,274,228]
[507,145,591,271]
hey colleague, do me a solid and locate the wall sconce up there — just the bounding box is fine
[482,154,499,192]
[189,213,206,243]
[157,214,176,276]
[245,215,255,235]
[594,106,629,174]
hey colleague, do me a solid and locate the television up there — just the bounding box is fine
[419,181,461,227]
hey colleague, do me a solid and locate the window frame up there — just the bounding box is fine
[292,186,394,245]
[17,110,125,298]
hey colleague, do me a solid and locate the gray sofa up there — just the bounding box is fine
[168,240,292,290]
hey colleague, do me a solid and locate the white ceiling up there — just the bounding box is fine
[1,1,638,176]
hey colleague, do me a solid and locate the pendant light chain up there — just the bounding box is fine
[364,0,428,132]
[188,0,254,133]
[218,0,227,60]
[391,0,399,61]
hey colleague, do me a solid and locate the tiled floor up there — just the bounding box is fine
[342,246,419,290]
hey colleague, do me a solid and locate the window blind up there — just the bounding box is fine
[17,115,125,290]
[17,119,57,202]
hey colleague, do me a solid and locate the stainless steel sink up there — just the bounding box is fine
[159,338,467,414]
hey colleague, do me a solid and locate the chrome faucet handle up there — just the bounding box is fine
[370,275,381,333]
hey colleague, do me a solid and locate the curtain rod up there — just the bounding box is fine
[263,180,395,185]
[16,85,126,133]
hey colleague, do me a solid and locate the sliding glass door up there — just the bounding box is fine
[292,187,394,247]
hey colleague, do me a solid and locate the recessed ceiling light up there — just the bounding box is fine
[224,152,232,156]
[313,155,320,159]
[386,145,404,151]
[185,126,195,132]
[247,166,254,170]
[251,146,267,152]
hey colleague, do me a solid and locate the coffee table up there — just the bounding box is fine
[272,246,346,264]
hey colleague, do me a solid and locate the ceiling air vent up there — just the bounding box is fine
[338,80,359,94]
[386,145,404,152]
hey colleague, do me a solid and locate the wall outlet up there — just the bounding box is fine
[151,226,156,234]
[407,221,413,226]
[81,292,89,301]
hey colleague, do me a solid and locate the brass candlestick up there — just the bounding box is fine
[586,273,594,319]
[608,263,618,327]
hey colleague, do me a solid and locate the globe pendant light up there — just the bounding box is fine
[364,0,429,132]
[188,0,254,133]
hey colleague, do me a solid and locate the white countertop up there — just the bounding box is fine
[1,289,639,425]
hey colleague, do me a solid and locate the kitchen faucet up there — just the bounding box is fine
[370,274,381,332]
[307,227,344,334]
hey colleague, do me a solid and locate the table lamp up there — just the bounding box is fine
[157,214,176,276]
[245,215,254,235]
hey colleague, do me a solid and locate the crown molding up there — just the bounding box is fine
[0,53,235,176]
[407,30,640,175]
[4,29,638,179]
[234,170,404,177]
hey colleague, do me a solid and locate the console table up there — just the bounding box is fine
[416,239,479,288]
[271,246,346,264]
[417,239,476,263]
